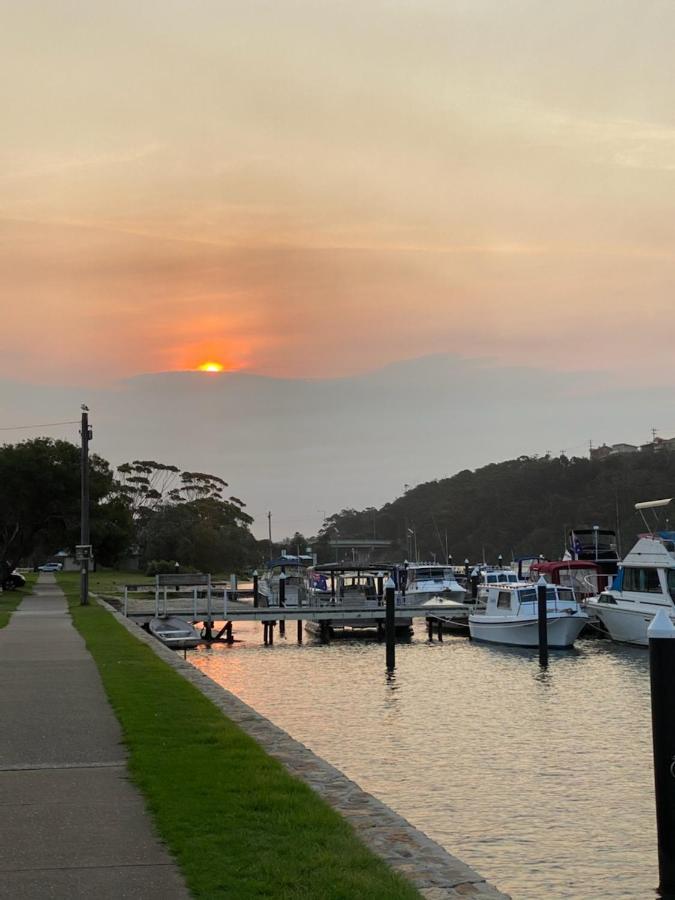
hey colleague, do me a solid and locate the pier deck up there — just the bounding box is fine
[106,586,469,627]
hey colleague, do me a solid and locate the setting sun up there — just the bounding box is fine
[197,362,224,373]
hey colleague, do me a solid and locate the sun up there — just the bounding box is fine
[197,361,224,373]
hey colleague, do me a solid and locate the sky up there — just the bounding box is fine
[2,2,675,533]
[3,1,675,383]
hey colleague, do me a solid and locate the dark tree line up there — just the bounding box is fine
[317,452,675,564]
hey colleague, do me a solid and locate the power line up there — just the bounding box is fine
[0,420,79,432]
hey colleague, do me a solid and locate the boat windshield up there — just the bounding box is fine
[486,572,518,584]
[414,568,447,581]
[558,567,598,596]
[668,570,675,597]
[518,587,575,605]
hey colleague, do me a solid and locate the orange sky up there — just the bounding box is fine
[3,1,675,385]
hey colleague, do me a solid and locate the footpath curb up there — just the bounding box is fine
[94,596,509,900]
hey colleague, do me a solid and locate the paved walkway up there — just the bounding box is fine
[0,575,189,899]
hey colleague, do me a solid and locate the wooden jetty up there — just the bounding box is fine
[107,573,469,644]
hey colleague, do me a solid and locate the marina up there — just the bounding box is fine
[189,620,658,900]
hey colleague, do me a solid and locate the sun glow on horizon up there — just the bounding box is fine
[197,361,225,373]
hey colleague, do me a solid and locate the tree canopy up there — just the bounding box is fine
[0,437,132,569]
[0,440,258,575]
[318,451,675,563]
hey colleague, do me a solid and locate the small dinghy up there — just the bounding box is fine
[149,616,202,650]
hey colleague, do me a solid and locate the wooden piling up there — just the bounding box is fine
[297,619,303,643]
[537,576,548,668]
[385,578,396,670]
[649,610,675,894]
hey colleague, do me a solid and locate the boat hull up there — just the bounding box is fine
[468,613,586,648]
[589,603,673,647]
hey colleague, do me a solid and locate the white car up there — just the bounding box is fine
[37,562,63,572]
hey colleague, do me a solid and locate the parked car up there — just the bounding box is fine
[37,562,63,573]
[1,569,26,590]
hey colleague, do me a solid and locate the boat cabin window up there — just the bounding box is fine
[623,567,662,593]
[518,588,537,604]
[487,572,518,585]
[556,588,576,604]
[497,591,512,609]
[668,570,675,596]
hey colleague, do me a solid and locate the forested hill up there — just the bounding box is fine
[319,452,675,563]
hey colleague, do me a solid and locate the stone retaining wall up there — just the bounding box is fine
[96,597,509,899]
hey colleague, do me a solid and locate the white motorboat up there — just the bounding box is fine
[259,554,313,607]
[468,567,521,605]
[305,569,413,635]
[399,564,465,604]
[587,533,675,647]
[148,616,202,650]
[469,582,587,648]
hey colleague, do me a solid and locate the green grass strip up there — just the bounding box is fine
[58,574,421,900]
[0,572,37,628]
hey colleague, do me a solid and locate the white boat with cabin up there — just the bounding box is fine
[259,554,312,607]
[586,499,675,646]
[587,539,675,646]
[469,582,588,648]
[401,563,465,603]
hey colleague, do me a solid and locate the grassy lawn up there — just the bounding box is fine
[57,572,421,900]
[84,568,153,594]
[0,572,38,628]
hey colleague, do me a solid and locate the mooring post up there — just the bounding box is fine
[537,575,548,668]
[649,609,675,895]
[225,622,233,644]
[297,619,302,643]
[279,572,286,637]
[437,619,443,641]
[427,618,433,641]
[385,576,396,671]
[269,622,275,645]
[253,570,259,607]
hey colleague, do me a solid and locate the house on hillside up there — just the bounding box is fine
[591,442,638,460]
[609,443,638,455]
[590,444,611,460]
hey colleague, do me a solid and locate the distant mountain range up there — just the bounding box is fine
[1,353,671,538]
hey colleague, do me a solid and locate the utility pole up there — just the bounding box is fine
[80,405,92,606]
[267,510,273,557]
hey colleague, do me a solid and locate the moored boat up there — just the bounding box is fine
[149,616,202,649]
[586,535,675,646]
[469,582,587,648]
[398,563,465,604]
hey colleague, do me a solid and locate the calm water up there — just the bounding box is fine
[190,622,658,899]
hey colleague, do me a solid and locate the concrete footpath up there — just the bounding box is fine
[0,575,189,899]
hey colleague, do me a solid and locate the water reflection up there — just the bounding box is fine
[191,621,658,899]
